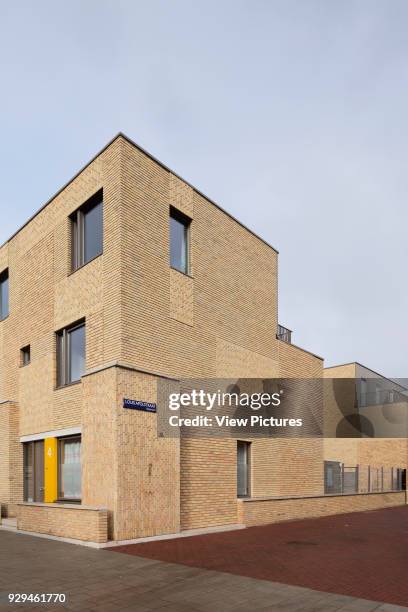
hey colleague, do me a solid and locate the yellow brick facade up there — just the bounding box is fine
[0,134,405,541]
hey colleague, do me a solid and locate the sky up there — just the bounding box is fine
[0,0,407,377]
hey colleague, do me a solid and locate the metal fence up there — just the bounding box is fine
[324,461,406,495]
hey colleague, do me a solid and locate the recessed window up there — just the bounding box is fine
[71,191,103,271]
[21,345,31,366]
[56,321,86,387]
[237,441,251,498]
[170,207,190,274]
[58,436,81,501]
[0,269,9,320]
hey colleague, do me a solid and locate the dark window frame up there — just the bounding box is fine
[71,190,103,272]
[169,206,191,275]
[237,440,251,498]
[23,440,44,503]
[56,320,86,388]
[57,435,82,503]
[0,269,9,321]
[21,345,31,366]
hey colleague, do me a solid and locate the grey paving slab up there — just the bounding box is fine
[0,530,406,612]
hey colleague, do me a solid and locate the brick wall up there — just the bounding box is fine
[239,491,406,526]
[251,439,324,498]
[119,138,280,381]
[82,367,180,541]
[0,139,123,419]
[278,340,323,378]
[17,503,108,543]
[0,401,22,516]
[180,439,237,530]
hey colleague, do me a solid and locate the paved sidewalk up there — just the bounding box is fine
[111,506,408,608]
[0,530,405,612]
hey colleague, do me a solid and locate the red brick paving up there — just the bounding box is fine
[110,507,408,607]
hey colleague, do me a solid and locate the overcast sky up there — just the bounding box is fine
[0,1,407,376]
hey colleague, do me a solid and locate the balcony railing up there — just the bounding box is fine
[277,324,292,344]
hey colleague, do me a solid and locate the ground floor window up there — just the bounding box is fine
[237,441,251,498]
[23,435,82,503]
[58,436,82,501]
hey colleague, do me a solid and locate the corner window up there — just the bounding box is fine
[71,191,103,271]
[170,207,190,274]
[0,269,9,320]
[56,321,85,387]
[21,345,31,366]
[58,436,81,501]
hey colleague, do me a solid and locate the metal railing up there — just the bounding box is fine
[324,462,405,495]
[277,324,292,344]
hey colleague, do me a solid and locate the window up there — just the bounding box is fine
[23,435,82,503]
[170,207,190,274]
[58,436,81,501]
[71,191,103,271]
[0,269,9,320]
[57,321,85,387]
[21,345,31,366]
[23,440,44,502]
[237,441,251,497]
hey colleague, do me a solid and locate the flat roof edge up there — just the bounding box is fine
[278,338,324,361]
[325,362,408,390]
[1,132,279,255]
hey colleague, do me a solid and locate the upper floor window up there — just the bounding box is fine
[71,191,103,271]
[56,321,85,387]
[0,269,9,320]
[170,207,190,274]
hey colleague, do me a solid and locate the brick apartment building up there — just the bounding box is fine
[0,134,406,544]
